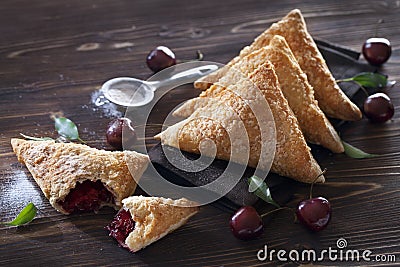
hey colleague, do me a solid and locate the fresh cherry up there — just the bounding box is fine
[230,206,264,240]
[146,46,176,72]
[295,170,331,232]
[106,208,135,248]
[296,197,331,232]
[106,118,137,150]
[363,93,394,123]
[362,38,391,66]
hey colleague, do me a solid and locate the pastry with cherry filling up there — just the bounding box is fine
[107,196,199,252]
[11,138,149,214]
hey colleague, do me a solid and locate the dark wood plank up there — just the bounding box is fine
[1,0,400,266]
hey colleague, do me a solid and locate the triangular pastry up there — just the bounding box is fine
[176,35,344,153]
[11,138,149,214]
[194,9,361,121]
[107,196,199,252]
[157,61,324,183]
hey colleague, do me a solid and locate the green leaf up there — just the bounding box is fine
[342,141,379,159]
[352,72,388,88]
[248,176,280,208]
[20,133,54,141]
[54,117,84,142]
[1,203,37,226]
[341,72,388,88]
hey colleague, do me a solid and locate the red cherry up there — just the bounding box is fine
[363,93,394,123]
[362,38,391,66]
[146,46,176,72]
[106,118,137,150]
[296,197,331,232]
[230,206,264,240]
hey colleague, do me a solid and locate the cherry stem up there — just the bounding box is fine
[336,80,369,97]
[133,123,170,129]
[136,137,157,141]
[375,19,384,37]
[260,206,294,218]
[77,137,86,144]
[196,50,204,61]
[309,169,327,199]
[359,85,369,97]
[178,50,204,63]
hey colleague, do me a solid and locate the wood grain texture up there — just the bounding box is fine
[1,0,400,266]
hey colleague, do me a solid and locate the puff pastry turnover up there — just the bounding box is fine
[107,196,199,252]
[157,62,324,183]
[11,138,149,214]
[194,9,361,121]
[176,35,344,153]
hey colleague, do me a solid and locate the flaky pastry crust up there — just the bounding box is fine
[123,196,199,252]
[178,35,344,153]
[194,9,361,121]
[157,62,324,183]
[11,138,149,214]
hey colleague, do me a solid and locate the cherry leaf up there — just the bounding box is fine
[54,117,84,143]
[342,141,379,159]
[350,72,388,88]
[1,203,37,226]
[20,133,54,141]
[338,72,388,89]
[248,176,280,208]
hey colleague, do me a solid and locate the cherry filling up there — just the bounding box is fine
[106,209,135,248]
[59,180,114,214]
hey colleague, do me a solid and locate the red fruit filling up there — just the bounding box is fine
[106,209,135,248]
[58,180,114,214]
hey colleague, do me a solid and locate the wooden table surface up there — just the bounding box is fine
[1,0,400,266]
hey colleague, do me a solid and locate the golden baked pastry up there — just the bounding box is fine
[157,61,324,183]
[261,36,343,152]
[194,9,361,121]
[107,196,199,252]
[177,35,344,153]
[11,138,149,214]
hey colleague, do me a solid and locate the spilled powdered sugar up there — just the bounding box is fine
[89,90,124,119]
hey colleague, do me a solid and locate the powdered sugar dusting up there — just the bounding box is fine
[90,90,124,118]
